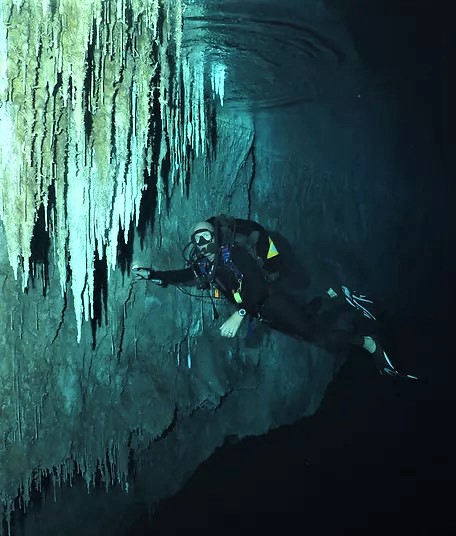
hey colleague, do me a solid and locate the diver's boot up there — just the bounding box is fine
[363,336,420,381]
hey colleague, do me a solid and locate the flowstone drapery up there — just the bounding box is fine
[0,0,231,529]
[0,0,223,342]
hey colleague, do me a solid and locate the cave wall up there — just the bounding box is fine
[0,0,424,532]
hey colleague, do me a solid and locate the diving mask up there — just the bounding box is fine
[191,229,214,247]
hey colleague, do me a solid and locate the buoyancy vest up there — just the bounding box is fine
[194,244,244,302]
[193,216,279,297]
[213,215,279,263]
[220,244,244,303]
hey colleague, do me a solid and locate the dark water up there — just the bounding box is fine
[138,1,453,532]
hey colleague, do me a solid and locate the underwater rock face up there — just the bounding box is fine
[0,0,420,533]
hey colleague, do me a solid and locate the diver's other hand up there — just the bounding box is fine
[131,266,153,281]
[219,312,244,338]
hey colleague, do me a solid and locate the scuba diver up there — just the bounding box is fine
[132,215,419,381]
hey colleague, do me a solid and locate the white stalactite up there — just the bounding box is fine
[0,0,227,512]
[0,0,218,342]
[211,62,227,106]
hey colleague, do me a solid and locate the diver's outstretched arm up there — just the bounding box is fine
[131,266,194,286]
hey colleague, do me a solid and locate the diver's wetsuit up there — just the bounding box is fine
[152,246,269,313]
[206,216,282,274]
[146,216,421,379]
[151,243,372,355]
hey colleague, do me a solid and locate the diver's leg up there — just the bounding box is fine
[260,288,420,380]
[305,287,417,378]
[360,335,420,380]
[259,291,318,342]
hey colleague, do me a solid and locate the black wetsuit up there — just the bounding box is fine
[146,216,421,378]
[205,216,282,274]
[152,217,279,313]
[152,245,269,314]
[151,232,374,355]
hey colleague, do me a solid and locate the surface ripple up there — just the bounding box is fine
[183,0,346,110]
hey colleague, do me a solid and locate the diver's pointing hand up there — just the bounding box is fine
[131,266,152,281]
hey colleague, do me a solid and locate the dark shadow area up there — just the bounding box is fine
[90,244,108,350]
[117,220,135,279]
[29,203,51,297]
[29,185,56,297]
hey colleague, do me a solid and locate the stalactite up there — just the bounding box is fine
[0,0,225,523]
[211,62,227,106]
[0,0,216,342]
